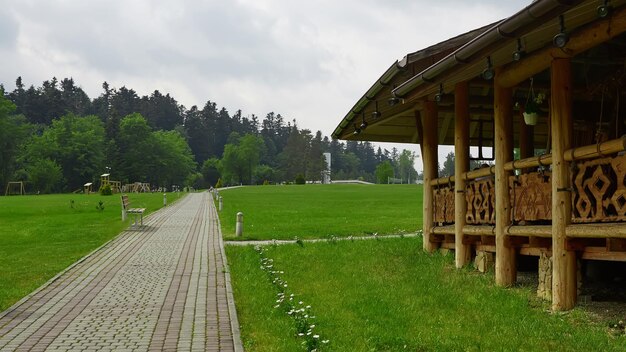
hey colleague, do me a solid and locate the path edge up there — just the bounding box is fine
[0,196,180,321]
[0,235,117,321]
[212,192,244,352]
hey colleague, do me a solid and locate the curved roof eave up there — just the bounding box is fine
[331,22,498,139]
[392,0,582,99]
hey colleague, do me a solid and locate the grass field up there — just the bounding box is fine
[0,192,183,311]
[217,184,422,240]
[227,238,626,351]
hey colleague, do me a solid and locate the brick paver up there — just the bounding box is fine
[0,192,242,351]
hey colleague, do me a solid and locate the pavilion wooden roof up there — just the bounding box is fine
[332,0,626,151]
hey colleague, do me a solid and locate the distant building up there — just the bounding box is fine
[322,152,331,184]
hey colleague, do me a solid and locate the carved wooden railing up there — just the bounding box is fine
[465,177,495,225]
[502,153,626,224]
[509,172,552,222]
[572,153,626,223]
[431,168,496,226]
[433,185,455,224]
[427,137,626,237]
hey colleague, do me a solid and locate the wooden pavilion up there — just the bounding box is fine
[333,0,626,310]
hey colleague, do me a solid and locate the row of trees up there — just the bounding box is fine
[438,151,493,178]
[1,77,419,193]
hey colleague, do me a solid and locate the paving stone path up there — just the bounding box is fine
[0,192,242,352]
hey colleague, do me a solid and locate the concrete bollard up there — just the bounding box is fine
[163,193,167,206]
[236,212,243,237]
[219,196,223,211]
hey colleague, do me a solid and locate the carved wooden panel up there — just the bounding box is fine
[465,177,495,225]
[433,186,455,224]
[509,172,552,222]
[572,154,626,223]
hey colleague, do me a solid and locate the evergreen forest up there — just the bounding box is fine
[0,77,419,193]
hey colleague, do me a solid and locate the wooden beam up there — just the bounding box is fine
[529,236,552,248]
[475,244,496,252]
[463,166,495,181]
[563,136,626,162]
[430,176,455,187]
[432,225,455,235]
[441,242,456,250]
[494,69,516,286]
[365,102,421,130]
[481,236,496,246]
[519,247,545,257]
[432,94,493,107]
[439,114,453,146]
[423,100,439,253]
[342,134,415,143]
[463,225,495,236]
[438,106,495,116]
[415,110,424,148]
[463,235,481,245]
[567,223,626,238]
[566,238,597,251]
[507,236,529,247]
[499,6,626,88]
[551,58,576,311]
[582,247,626,262]
[431,234,445,243]
[607,238,626,252]
[506,225,552,238]
[455,81,471,268]
[504,153,552,171]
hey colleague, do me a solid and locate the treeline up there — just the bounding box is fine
[0,77,417,193]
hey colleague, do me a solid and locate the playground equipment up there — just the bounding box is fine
[5,181,25,196]
[123,182,151,193]
[100,173,122,193]
[101,173,110,187]
[84,182,93,194]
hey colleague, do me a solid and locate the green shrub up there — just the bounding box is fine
[263,180,270,186]
[295,174,306,185]
[99,184,112,196]
[215,178,223,188]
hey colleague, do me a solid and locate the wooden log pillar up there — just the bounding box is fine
[423,100,439,253]
[551,58,577,310]
[494,69,516,286]
[519,111,533,157]
[455,82,471,267]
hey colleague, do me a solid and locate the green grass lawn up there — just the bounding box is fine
[218,184,422,240]
[0,192,184,311]
[227,237,626,351]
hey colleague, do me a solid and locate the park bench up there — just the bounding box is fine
[121,194,145,226]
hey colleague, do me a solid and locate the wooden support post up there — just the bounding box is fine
[551,58,577,311]
[494,69,516,286]
[519,111,533,171]
[423,100,439,253]
[455,82,471,267]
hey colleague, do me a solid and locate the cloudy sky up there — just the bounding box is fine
[0,0,530,171]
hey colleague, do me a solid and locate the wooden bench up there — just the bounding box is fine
[121,194,146,226]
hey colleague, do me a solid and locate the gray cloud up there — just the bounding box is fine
[0,8,18,49]
[0,0,529,145]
